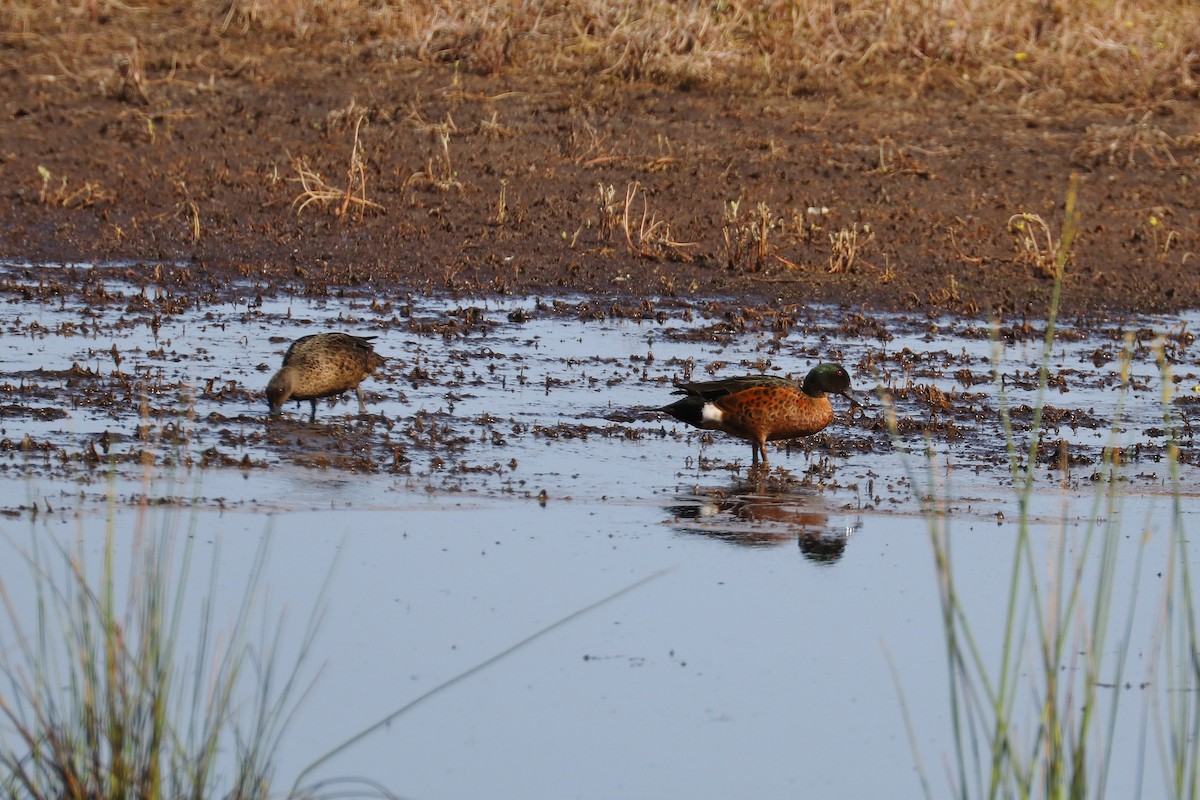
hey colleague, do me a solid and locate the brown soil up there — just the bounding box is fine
[2,13,1199,318]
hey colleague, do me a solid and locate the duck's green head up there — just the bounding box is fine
[803,363,859,405]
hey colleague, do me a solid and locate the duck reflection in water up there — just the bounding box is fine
[665,485,858,564]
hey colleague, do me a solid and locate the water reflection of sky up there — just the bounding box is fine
[6,491,1192,800]
[1,261,1198,798]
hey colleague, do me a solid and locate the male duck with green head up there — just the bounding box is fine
[660,363,858,468]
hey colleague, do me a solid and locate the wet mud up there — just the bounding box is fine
[0,259,1195,532]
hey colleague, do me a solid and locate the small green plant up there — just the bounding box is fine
[1146,213,1180,260]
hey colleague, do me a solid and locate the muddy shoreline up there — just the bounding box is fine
[0,258,1194,500]
[2,29,1198,319]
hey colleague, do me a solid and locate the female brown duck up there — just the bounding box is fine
[660,363,858,468]
[266,332,386,421]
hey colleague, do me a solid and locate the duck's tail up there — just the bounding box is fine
[658,396,710,429]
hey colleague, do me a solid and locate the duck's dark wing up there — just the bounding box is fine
[671,374,797,399]
[281,334,318,366]
[282,333,381,367]
[334,333,380,357]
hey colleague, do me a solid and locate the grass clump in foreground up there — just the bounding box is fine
[891,177,1200,797]
[0,495,344,800]
[0,480,666,800]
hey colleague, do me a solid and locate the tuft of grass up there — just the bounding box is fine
[404,115,463,192]
[99,37,149,104]
[492,178,509,226]
[595,182,619,240]
[0,497,336,800]
[292,114,384,219]
[36,166,113,209]
[476,110,513,139]
[827,223,873,274]
[563,115,615,167]
[619,181,696,262]
[1071,112,1181,168]
[1008,210,1070,280]
[721,200,775,273]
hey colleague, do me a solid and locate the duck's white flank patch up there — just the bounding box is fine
[700,402,724,426]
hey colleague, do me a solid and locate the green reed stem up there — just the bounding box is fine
[292,567,671,794]
[891,174,1192,797]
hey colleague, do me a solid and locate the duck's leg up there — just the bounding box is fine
[356,386,368,414]
[752,436,769,469]
[309,398,318,422]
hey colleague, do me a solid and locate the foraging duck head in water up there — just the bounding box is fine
[266,332,386,421]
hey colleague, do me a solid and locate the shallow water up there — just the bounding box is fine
[1,261,1199,798]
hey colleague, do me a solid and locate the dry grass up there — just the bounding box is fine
[827,223,874,273]
[1071,111,1185,167]
[404,112,463,192]
[99,37,148,103]
[620,181,695,261]
[722,200,775,273]
[596,182,619,239]
[1008,211,1069,279]
[3,0,1197,105]
[477,110,513,139]
[292,115,384,218]
[36,165,113,208]
[563,113,615,166]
